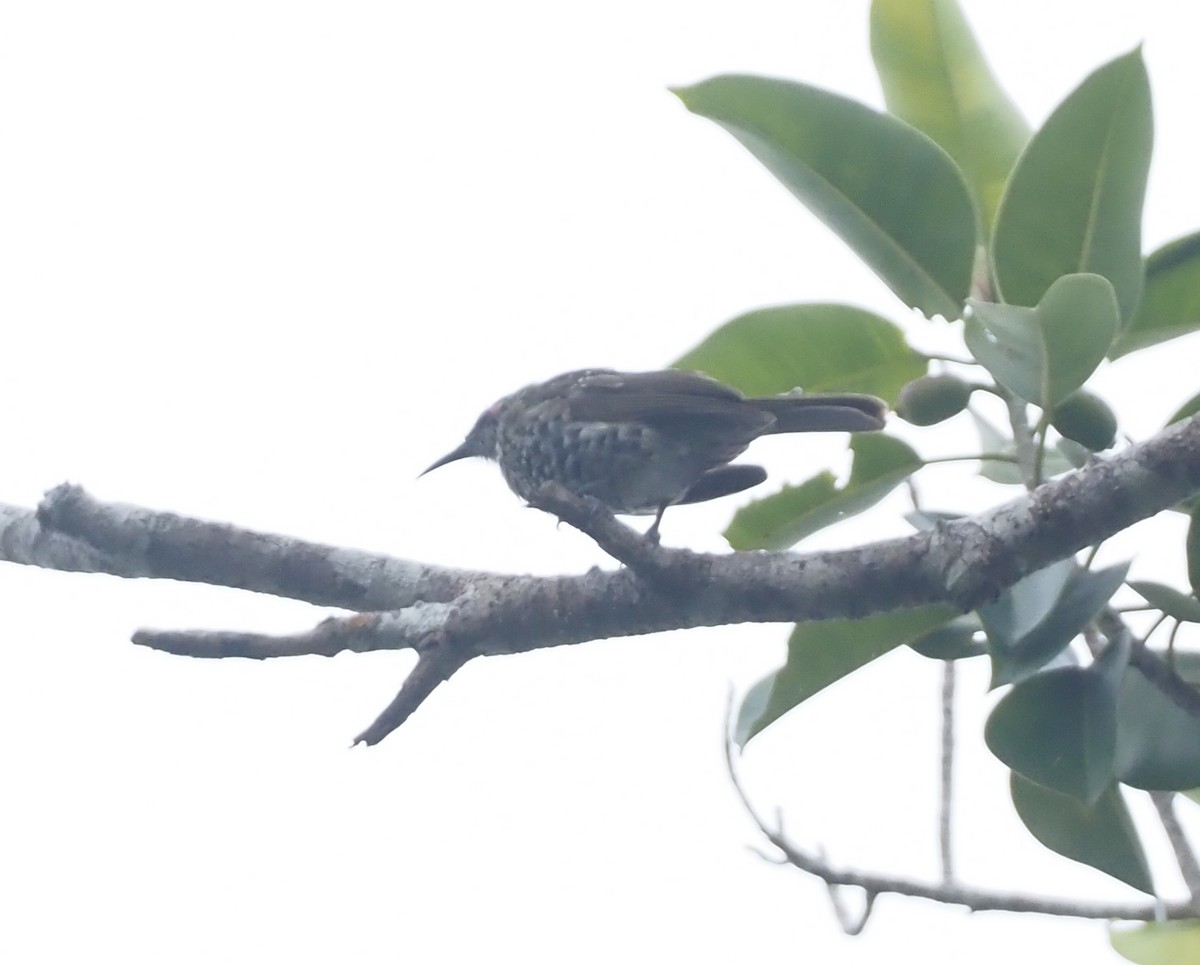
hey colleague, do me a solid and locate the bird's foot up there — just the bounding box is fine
[644,508,666,545]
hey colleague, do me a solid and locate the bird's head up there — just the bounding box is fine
[420,402,503,476]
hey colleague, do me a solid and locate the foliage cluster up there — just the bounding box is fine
[669,2,1200,957]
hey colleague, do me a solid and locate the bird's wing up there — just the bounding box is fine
[566,370,772,438]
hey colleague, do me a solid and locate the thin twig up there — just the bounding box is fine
[353,643,473,745]
[723,734,1195,921]
[826,882,877,935]
[939,660,956,883]
[1150,792,1200,913]
[1002,390,1039,490]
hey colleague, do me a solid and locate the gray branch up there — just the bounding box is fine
[725,739,1195,924]
[939,661,956,883]
[12,484,488,609]
[1150,791,1200,912]
[4,414,1200,744]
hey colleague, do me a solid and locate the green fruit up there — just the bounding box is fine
[1051,390,1117,451]
[896,375,972,426]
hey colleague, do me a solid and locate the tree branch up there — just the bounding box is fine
[725,739,1194,923]
[939,660,956,883]
[1150,791,1200,913]
[5,413,1200,742]
[20,483,485,610]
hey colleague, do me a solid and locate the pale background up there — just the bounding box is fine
[2,2,1199,962]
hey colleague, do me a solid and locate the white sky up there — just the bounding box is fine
[3,2,1200,962]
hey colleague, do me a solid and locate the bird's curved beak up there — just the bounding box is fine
[419,441,477,477]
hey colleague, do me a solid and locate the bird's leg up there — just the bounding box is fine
[644,505,667,544]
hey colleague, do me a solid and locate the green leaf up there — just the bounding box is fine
[968,410,1076,484]
[736,604,958,746]
[1168,392,1200,428]
[965,273,1120,409]
[1116,666,1200,791]
[986,635,1129,803]
[1112,232,1200,358]
[1011,774,1154,895]
[979,556,1075,648]
[673,304,925,403]
[724,434,920,550]
[674,75,976,319]
[1057,437,1094,469]
[723,471,836,551]
[978,558,1075,650]
[906,615,986,660]
[1129,581,1200,623]
[1111,921,1200,964]
[870,0,1028,232]
[992,48,1153,323]
[1189,505,1200,596]
[970,410,1023,484]
[984,556,1123,686]
[1169,650,1200,687]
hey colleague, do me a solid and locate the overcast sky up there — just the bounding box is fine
[3,2,1200,962]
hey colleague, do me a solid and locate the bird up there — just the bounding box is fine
[421,368,888,538]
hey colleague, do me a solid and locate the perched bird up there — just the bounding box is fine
[422,368,887,537]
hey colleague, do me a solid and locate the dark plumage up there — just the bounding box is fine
[422,369,887,536]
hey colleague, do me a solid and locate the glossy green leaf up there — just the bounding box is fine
[1112,232,1200,358]
[1168,392,1200,427]
[723,471,836,551]
[674,75,976,319]
[673,304,925,402]
[725,434,920,550]
[736,604,958,746]
[907,615,986,660]
[969,410,1074,484]
[1129,581,1200,623]
[1116,666,1200,791]
[970,410,1023,484]
[1111,921,1200,964]
[870,0,1028,231]
[1168,650,1200,687]
[1057,438,1093,469]
[978,558,1074,649]
[992,49,1152,322]
[965,274,1120,409]
[986,635,1129,802]
[1189,505,1200,596]
[1011,774,1153,895]
[985,562,1129,687]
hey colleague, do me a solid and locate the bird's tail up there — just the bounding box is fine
[754,393,887,434]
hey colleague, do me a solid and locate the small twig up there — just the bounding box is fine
[1032,414,1051,487]
[722,732,1196,921]
[353,643,473,745]
[1128,644,1200,723]
[939,660,956,883]
[1168,620,1184,667]
[826,882,877,935]
[133,607,456,659]
[1002,390,1039,491]
[1150,792,1200,913]
[922,352,979,366]
[1139,612,1171,646]
[920,453,1022,466]
[1097,611,1200,724]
